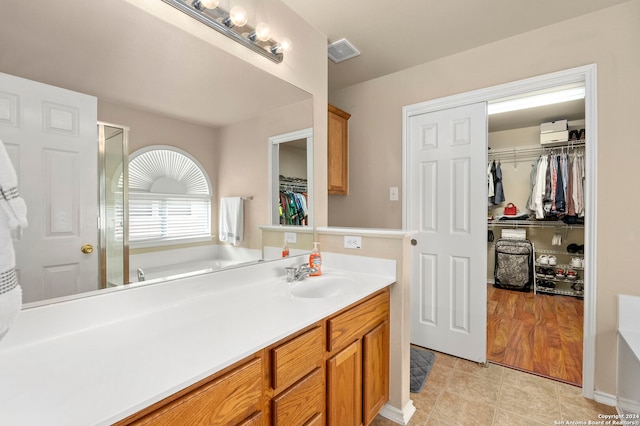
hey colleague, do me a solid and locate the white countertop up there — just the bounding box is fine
[0,253,395,426]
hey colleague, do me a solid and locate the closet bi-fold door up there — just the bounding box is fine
[407,102,487,363]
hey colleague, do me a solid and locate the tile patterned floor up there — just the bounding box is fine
[371,350,617,426]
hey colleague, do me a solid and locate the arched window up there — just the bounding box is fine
[127,146,212,246]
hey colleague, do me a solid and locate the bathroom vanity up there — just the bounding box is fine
[115,288,389,425]
[0,254,395,425]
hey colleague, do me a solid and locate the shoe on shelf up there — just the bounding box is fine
[537,255,549,265]
[567,243,579,253]
[548,255,557,266]
[545,268,555,279]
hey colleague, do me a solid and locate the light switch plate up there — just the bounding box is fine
[344,235,362,249]
[390,186,399,201]
[285,232,297,244]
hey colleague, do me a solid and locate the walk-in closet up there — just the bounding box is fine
[486,86,586,386]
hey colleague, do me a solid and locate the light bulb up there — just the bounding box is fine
[229,6,248,27]
[254,22,271,42]
[199,0,219,9]
[279,38,292,53]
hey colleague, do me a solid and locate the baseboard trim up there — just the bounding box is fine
[593,390,617,407]
[378,400,417,425]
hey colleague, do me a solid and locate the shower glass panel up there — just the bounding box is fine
[99,123,129,287]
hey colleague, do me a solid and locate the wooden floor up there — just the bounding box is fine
[486,285,584,385]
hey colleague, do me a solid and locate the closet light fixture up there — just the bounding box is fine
[161,0,289,63]
[488,84,585,115]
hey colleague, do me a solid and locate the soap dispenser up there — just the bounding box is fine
[282,237,290,258]
[309,242,322,276]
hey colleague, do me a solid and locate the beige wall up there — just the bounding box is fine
[329,0,640,396]
[280,143,308,180]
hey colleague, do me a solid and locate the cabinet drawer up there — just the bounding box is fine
[272,326,323,392]
[327,290,390,353]
[272,368,324,425]
[134,358,262,425]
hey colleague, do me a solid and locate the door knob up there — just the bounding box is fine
[411,239,417,246]
[81,244,94,254]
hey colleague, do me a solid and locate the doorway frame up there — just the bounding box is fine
[402,64,598,398]
[268,128,314,227]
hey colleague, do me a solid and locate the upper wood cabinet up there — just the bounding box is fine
[328,104,351,195]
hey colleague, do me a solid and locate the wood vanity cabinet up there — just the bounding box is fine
[116,289,390,426]
[328,104,351,195]
[326,289,390,426]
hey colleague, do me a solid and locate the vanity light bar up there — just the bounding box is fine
[160,0,284,64]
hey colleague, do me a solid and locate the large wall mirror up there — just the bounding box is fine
[0,0,313,306]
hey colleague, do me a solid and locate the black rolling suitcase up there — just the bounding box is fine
[493,238,534,292]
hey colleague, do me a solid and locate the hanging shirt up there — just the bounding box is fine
[566,155,576,216]
[493,161,505,204]
[533,155,548,219]
[554,155,566,212]
[487,162,495,199]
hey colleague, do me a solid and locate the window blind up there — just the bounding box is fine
[129,193,211,243]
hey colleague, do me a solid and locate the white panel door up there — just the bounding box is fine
[0,72,98,303]
[408,102,487,363]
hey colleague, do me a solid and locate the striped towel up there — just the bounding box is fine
[0,140,26,341]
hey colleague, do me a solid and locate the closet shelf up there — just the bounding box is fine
[488,141,585,157]
[536,286,584,298]
[535,248,584,256]
[536,262,584,271]
[488,220,584,229]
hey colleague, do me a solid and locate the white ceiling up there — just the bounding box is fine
[281,0,629,92]
[0,0,311,129]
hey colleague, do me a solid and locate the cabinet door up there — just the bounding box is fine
[328,104,350,195]
[327,340,362,426]
[362,321,389,425]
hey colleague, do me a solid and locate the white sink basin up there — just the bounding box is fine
[288,276,358,299]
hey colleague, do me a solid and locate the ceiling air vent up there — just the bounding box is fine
[328,38,360,63]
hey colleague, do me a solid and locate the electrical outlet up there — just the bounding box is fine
[390,186,399,201]
[284,232,297,244]
[344,235,362,249]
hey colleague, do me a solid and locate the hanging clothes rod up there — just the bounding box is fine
[488,141,585,167]
[488,141,585,157]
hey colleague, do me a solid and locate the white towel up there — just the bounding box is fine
[0,140,28,230]
[218,197,243,246]
[0,140,26,342]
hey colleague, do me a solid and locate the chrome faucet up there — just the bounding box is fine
[285,263,317,282]
[137,268,145,282]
